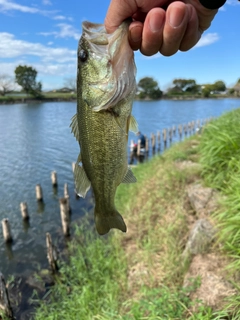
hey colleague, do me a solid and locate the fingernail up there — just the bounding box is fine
[149,15,164,33]
[168,6,186,28]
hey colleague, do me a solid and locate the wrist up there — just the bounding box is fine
[198,0,226,10]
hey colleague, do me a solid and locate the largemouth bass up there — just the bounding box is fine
[71,20,138,235]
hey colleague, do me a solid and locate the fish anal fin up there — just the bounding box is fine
[70,114,80,141]
[74,162,91,198]
[122,167,137,184]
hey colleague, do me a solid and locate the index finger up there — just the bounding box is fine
[105,0,137,33]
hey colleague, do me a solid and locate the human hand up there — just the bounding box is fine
[105,0,222,56]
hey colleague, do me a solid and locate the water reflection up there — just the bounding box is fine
[37,201,45,213]
[5,242,14,260]
[22,220,30,233]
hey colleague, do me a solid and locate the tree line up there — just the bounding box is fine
[136,77,236,99]
[0,65,239,99]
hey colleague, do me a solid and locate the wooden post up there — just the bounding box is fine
[51,171,58,187]
[1,219,12,243]
[168,128,173,144]
[46,233,58,273]
[72,162,76,173]
[64,183,71,214]
[151,133,156,155]
[0,273,13,319]
[196,119,201,134]
[188,122,192,135]
[172,125,176,136]
[191,121,195,134]
[145,137,149,160]
[64,183,69,198]
[157,131,161,152]
[137,139,144,163]
[20,202,29,220]
[35,184,43,202]
[59,198,70,236]
[163,129,167,149]
[178,124,182,141]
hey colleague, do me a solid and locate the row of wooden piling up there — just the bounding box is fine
[130,118,211,163]
[1,171,73,246]
[0,170,74,317]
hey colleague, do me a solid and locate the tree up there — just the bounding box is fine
[202,86,211,97]
[172,78,197,92]
[137,77,162,100]
[211,80,226,92]
[63,77,76,92]
[0,74,16,96]
[15,65,42,97]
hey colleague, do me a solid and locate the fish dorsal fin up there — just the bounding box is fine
[129,115,138,133]
[74,161,91,198]
[122,167,137,184]
[70,114,79,141]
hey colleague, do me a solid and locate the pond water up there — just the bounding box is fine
[0,98,239,277]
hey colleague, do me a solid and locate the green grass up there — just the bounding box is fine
[34,221,128,320]
[199,107,240,318]
[33,108,240,319]
[199,109,240,190]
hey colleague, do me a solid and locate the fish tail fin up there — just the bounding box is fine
[94,209,127,235]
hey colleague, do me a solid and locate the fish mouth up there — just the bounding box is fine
[82,22,108,46]
[81,20,136,111]
[81,20,130,55]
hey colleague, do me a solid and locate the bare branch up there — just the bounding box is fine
[0,74,16,96]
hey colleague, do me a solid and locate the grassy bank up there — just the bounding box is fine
[14,107,240,319]
[199,108,240,317]
[0,92,76,104]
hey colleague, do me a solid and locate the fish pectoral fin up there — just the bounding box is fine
[113,116,127,135]
[74,163,91,198]
[122,167,137,184]
[129,115,138,133]
[70,114,80,141]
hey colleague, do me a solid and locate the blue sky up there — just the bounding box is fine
[0,0,239,91]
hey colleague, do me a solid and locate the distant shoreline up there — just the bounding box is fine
[0,96,77,105]
[0,95,239,105]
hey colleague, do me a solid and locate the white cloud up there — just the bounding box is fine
[0,60,76,90]
[0,60,76,76]
[0,32,76,63]
[0,0,39,13]
[42,0,52,5]
[0,0,56,15]
[195,33,219,48]
[226,0,240,5]
[0,31,78,89]
[39,23,81,40]
[53,15,73,21]
[219,0,240,10]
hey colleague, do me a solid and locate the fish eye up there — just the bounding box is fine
[79,49,88,62]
